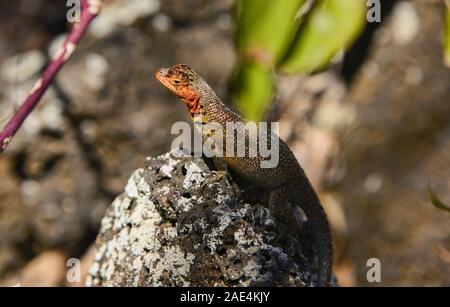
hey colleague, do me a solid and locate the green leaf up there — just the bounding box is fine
[236,0,306,66]
[281,0,366,74]
[445,1,450,67]
[428,182,450,213]
[233,62,274,121]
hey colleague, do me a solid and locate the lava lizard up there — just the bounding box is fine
[155,64,333,286]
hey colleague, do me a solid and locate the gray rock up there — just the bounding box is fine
[86,150,321,287]
[0,50,45,83]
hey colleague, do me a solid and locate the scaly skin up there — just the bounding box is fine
[155,64,333,286]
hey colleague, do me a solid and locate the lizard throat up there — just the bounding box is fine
[183,96,200,116]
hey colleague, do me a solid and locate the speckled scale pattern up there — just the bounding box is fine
[156,64,333,286]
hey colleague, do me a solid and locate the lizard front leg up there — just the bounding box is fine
[212,157,228,172]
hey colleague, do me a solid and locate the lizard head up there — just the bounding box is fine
[155,64,204,116]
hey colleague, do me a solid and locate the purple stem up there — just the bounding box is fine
[0,0,101,153]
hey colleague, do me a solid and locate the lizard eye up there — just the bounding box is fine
[171,79,181,86]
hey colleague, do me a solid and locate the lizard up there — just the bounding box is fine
[155,64,333,287]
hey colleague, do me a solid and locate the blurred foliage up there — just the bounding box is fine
[233,63,275,122]
[236,0,305,64]
[233,0,366,121]
[281,0,366,74]
[428,183,450,213]
[445,0,450,67]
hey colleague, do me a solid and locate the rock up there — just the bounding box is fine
[151,14,173,33]
[0,50,46,83]
[389,2,420,45]
[0,157,30,276]
[86,150,324,287]
[0,250,67,287]
[160,0,234,23]
[0,0,236,282]
[89,0,161,38]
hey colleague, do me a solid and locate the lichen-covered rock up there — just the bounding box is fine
[86,150,320,287]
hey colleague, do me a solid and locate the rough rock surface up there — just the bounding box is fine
[0,0,235,277]
[86,150,324,287]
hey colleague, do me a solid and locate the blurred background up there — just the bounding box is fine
[0,0,449,286]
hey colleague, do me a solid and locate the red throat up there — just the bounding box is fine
[155,69,200,117]
[184,96,200,116]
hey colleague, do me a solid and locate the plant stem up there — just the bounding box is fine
[0,0,102,153]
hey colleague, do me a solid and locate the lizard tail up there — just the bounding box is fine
[289,181,333,287]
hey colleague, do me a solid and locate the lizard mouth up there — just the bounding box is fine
[154,68,178,95]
